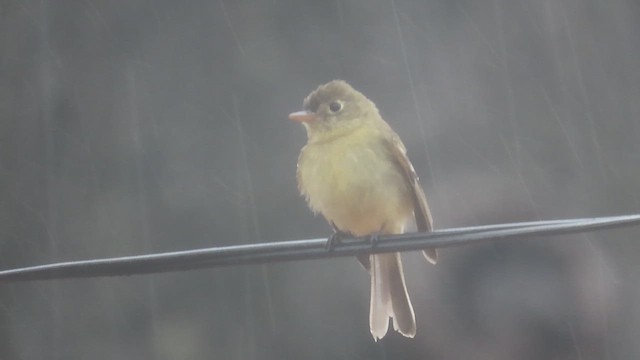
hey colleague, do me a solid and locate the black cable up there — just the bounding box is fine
[1,214,639,282]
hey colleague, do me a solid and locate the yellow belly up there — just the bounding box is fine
[297,129,412,236]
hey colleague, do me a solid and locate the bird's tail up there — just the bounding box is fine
[369,253,416,340]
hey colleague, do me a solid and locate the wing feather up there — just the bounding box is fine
[384,130,438,264]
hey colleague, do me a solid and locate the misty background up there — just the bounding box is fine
[1,0,639,359]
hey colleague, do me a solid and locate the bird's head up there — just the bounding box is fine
[289,80,380,142]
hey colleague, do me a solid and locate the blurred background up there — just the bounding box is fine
[1,0,639,359]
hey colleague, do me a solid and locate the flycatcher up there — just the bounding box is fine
[289,80,437,340]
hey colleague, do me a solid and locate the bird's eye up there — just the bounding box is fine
[328,101,343,113]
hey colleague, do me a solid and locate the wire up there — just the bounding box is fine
[1,214,639,282]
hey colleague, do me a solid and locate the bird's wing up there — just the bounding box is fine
[385,131,438,264]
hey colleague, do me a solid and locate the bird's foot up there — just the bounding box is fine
[326,230,351,252]
[366,232,382,249]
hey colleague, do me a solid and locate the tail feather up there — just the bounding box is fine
[369,253,416,340]
[388,253,416,337]
[370,254,390,340]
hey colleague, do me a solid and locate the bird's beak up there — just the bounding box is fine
[288,111,318,123]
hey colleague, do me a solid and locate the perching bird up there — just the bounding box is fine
[289,80,437,340]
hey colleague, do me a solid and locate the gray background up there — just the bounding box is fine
[1,0,639,359]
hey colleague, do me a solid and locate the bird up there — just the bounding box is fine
[289,80,437,340]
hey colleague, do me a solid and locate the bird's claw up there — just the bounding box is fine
[326,231,346,252]
[366,233,381,249]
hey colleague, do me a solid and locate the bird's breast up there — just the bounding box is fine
[297,130,412,236]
